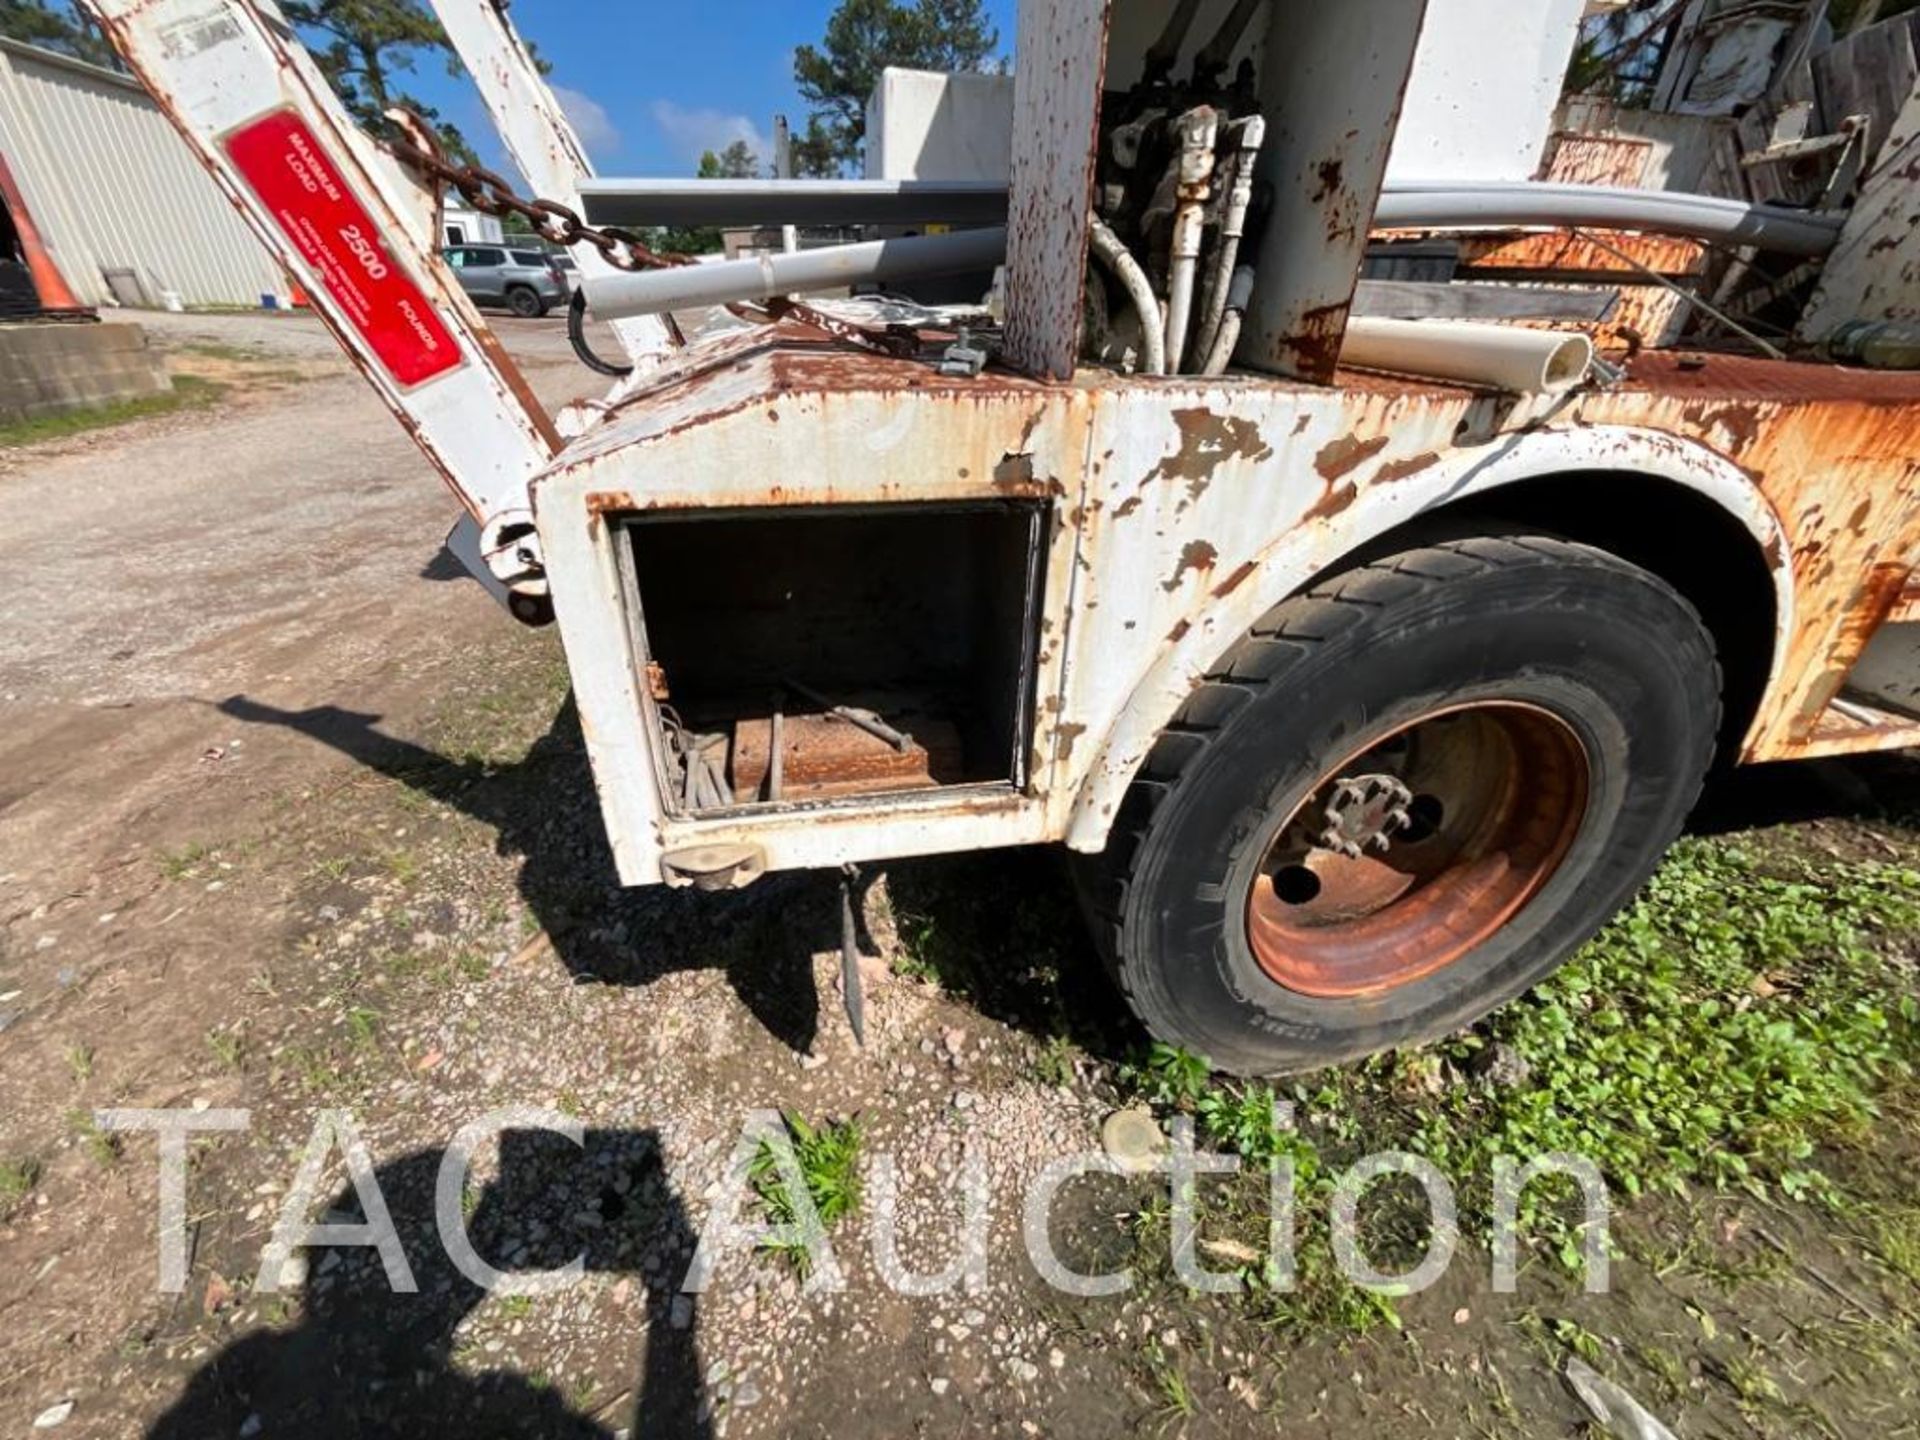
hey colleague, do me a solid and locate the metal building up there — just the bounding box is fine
[0,37,283,308]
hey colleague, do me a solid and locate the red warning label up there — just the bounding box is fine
[225,110,462,388]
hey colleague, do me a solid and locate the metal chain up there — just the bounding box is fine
[388,138,684,273]
[387,138,922,359]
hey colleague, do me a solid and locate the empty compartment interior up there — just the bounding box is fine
[622,502,1046,812]
[1845,619,1920,720]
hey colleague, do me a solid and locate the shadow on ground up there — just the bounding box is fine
[217,694,1920,1076]
[1690,750,1920,839]
[150,1128,707,1439]
[216,693,1130,1063]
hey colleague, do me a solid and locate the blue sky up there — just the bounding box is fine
[397,1,1017,180]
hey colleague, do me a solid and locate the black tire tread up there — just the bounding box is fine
[1085,536,1724,1035]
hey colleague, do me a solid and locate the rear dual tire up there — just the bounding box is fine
[1083,536,1721,1076]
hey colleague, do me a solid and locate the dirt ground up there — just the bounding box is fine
[3,311,1918,1439]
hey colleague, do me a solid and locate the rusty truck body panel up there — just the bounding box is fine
[531,322,1920,884]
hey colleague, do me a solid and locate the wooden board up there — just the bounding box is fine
[1352,280,1619,322]
[731,714,965,803]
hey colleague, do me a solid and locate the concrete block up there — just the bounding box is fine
[0,321,170,423]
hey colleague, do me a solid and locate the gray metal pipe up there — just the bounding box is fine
[578,178,1011,230]
[581,227,1008,320]
[1375,181,1844,258]
[581,181,1843,323]
[582,178,1840,262]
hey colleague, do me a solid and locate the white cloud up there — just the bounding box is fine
[553,85,620,159]
[649,99,772,171]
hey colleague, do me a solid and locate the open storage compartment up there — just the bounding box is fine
[616,501,1049,815]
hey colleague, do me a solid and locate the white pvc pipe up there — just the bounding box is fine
[1341,317,1594,394]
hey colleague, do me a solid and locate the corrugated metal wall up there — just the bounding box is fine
[0,39,284,308]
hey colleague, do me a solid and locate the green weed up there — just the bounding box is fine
[157,842,212,880]
[206,1026,245,1072]
[284,1044,343,1095]
[1143,1339,1194,1424]
[0,1157,43,1219]
[69,1110,120,1167]
[345,1006,381,1050]
[0,376,224,450]
[1118,838,1920,1336]
[752,1112,863,1276]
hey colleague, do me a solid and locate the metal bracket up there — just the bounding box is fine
[660,844,767,892]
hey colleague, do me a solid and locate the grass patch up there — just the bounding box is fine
[1142,1339,1194,1425]
[206,1026,246,1072]
[0,376,223,449]
[497,1293,534,1320]
[752,1112,863,1276]
[156,841,213,880]
[283,1044,343,1096]
[180,341,260,363]
[1408,840,1919,1212]
[384,849,422,887]
[344,1006,381,1050]
[1120,838,1920,1336]
[1033,1033,1079,1088]
[68,1110,120,1167]
[0,1156,43,1219]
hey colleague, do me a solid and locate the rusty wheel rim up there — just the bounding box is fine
[1246,702,1591,1000]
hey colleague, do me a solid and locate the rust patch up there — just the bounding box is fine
[1113,494,1143,519]
[1143,408,1274,502]
[1787,561,1915,735]
[1840,562,1914,653]
[1683,403,1763,454]
[1167,619,1193,643]
[586,491,642,515]
[1892,575,1920,624]
[1162,539,1220,593]
[1212,561,1259,598]
[1626,350,1920,404]
[1310,158,1344,204]
[1054,722,1088,764]
[1279,302,1351,384]
[1305,482,1359,522]
[1315,434,1390,483]
[1374,452,1440,486]
[1448,228,1708,280]
[995,452,1037,488]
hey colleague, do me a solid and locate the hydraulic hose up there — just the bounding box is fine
[569,288,633,378]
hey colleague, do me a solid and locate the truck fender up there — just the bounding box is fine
[1058,424,1794,852]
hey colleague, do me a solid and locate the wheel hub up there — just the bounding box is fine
[1316,773,1415,859]
[1246,702,1592,1000]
